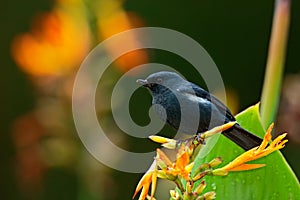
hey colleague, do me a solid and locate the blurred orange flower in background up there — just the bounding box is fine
[11,0,148,75]
[11,3,91,76]
[10,0,149,198]
[96,0,149,72]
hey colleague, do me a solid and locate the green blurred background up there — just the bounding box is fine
[1,0,299,199]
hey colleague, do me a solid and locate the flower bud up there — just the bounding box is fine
[193,181,206,195]
[208,157,223,168]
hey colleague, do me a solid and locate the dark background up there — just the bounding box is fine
[1,0,299,199]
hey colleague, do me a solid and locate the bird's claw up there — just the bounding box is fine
[175,138,192,148]
[175,133,206,148]
[194,133,206,145]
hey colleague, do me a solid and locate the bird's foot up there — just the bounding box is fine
[175,134,206,148]
[175,138,193,148]
[194,132,206,145]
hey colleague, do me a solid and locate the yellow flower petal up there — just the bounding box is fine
[162,141,177,149]
[256,123,273,152]
[228,163,266,171]
[176,151,189,171]
[156,148,173,166]
[133,172,152,200]
[149,135,177,149]
[201,121,236,138]
[150,169,157,200]
[156,170,168,179]
[215,123,287,174]
[149,135,174,144]
[185,162,195,174]
[269,133,288,148]
[133,161,158,200]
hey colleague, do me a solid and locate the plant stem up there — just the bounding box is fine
[260,0,291,129]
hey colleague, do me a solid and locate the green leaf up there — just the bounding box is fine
[193,104,300,199]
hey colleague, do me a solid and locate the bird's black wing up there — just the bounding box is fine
[177,83,236,121]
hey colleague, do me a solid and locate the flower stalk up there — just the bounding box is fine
[260,0,291,128]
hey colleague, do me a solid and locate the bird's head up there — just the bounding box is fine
[136,71,185,92]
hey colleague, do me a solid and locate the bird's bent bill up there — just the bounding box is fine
[136,79,148,86]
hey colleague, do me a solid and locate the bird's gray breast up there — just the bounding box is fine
[152,91,202,134]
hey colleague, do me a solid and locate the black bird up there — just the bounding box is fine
[137,71,263,150]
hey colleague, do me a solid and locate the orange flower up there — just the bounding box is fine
[134,122,288,200]
[213,123,288,175]
[134,146,194,200]
[157,147,194,181]
[133,162,157,200]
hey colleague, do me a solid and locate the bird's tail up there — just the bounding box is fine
[222,124,263,151]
